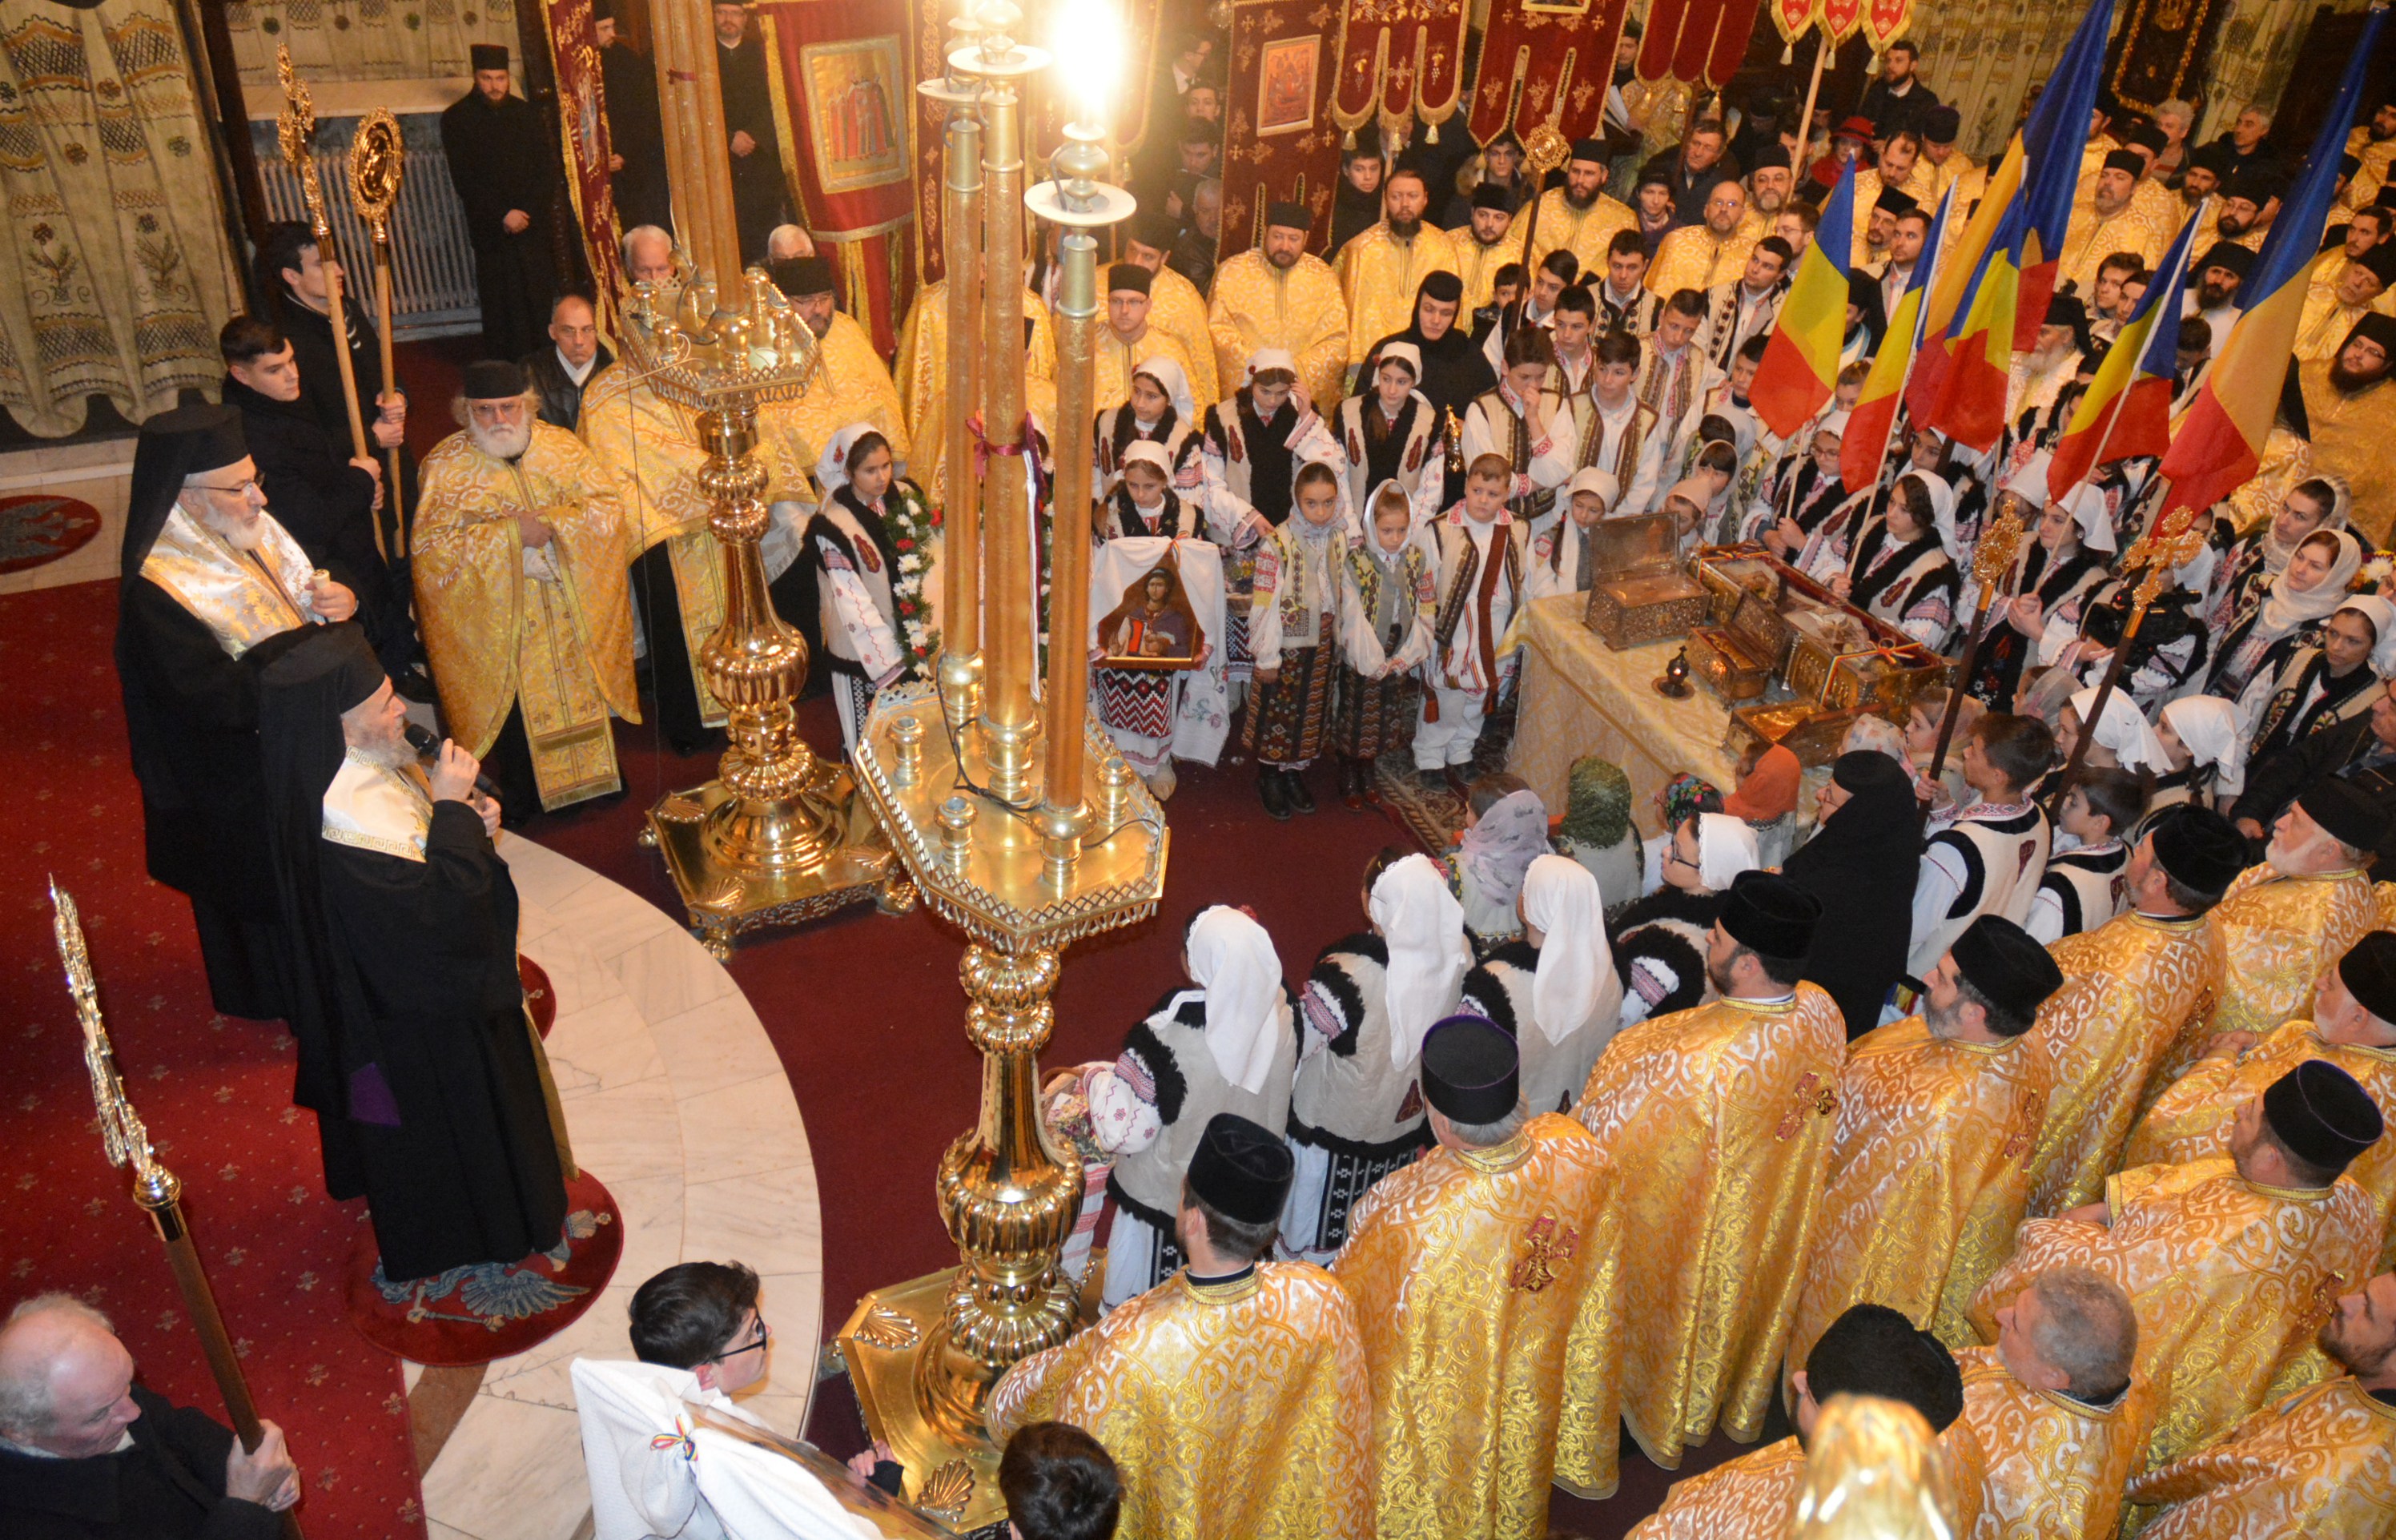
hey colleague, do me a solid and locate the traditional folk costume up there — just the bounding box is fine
[1093,356,1202,497]
[1333,343,1445,527]
[1418,504,1528,772]
[987,1115,1375,1540]
[1975,1135,2383,1473]
[1633,332,1723,457]
[1700,278,1786,374]
[1330,492,1435,775]
[1336,220,1461,372]
[1206,220,1350,407]
[1460,380,1575,533]
[1907,794,2052,981]
[115,405,329,1021]
[1446,787,1547,943]
[1245,504,1346,774]
[2026,838,2129,945]
[1842,507,1959,650]
[803,425,937,754]
[1458,854,1627,1112]
[1791,917,2063,1366]
[1088,521,1229,790]
[1333,1019,1612,1540]
[1197,356,1341,686]
[1947,1345,2157,1540]
[2203,839,2378,1045]
[255,625,567,1281]
[2206,530,2362,701]
[578,360,811,748]
[412,375,641,818]
[2241,635,2385,765]
[1284,854,1469,1261]
[1075,907,1296,1309]
[2125,1373,2396,1538]
[1609,814,1760,1028]
[890,277,1057,502]
[1573,392,1666,521]
[1526,469,1622,601]
[1559,875,1847,1494]
[1095,322,1206,422]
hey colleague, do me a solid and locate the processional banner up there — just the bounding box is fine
[539,0,626,332]
[1329,0,1470,150]
[1635,0,1767,90]
[1465,0,1634,151]
[1219,0,1345,253]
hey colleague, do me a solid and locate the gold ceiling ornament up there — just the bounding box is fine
[838,0,1164,1527]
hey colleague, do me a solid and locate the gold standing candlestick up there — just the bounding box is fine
[347,110,405,561]
[621,271,909,957]
[927,8,987,734]
[838,2,1157,1526]
[276,49,372,470]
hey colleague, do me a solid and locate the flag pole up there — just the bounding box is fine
[1791,29,1832,193]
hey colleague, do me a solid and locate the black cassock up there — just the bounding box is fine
[440,88,561,360]
[601,37,672,233]
[276,294,419,560]
[0,1385,279,1540]
[318,801,566,1280]
[717,35,788,263]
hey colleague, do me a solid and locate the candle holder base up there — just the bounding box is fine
[644,771,902,959]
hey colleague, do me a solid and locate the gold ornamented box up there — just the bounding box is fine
[1690,589,1787,702]
[1582,512,1708,649]
[1724,700,1880,768]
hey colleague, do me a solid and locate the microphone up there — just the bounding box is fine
[404,722,505,803]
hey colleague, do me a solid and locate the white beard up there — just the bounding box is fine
[470,419,533,460]
[188,496,264,551]
[348,734,414,770]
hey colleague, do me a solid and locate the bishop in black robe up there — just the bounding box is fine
[714,10,789,263]
[597,0,671,232]
[440,46,561,361]
[257,625,566,1278]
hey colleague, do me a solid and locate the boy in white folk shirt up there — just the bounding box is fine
[1417,453,1528,795]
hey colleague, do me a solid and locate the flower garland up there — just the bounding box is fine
[882,480,942,679]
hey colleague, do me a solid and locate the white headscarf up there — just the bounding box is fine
[1566,466,1620,512]
[1185,905,1286,1095]
[1119,440,1173,479]
[1368,853,1472,1070]
[1903,470,1958,554]
[1132,355,1196,424]
[2160,694,2247,799]
[1375,340,1424,381]
[2002,451,2053,501]
[1520,855,1614,1045]
[2257,529,2362,641]
[2071,686,2171,774]
[1246,347,1299,383]
[2338,595,2396,677]
[1815,408,1852,440]
[2056,482,2117,554]
[1694,811,1763,891]
[814,419,888,500]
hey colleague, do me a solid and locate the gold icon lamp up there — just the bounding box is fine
[836,2,1164,1527]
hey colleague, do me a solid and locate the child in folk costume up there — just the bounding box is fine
[1459,327,1575,538]
[1330,480,1437,807]
[1827,470,1961,649]
[2026,766,2145,944]
[1283,849,1471,1262]
[1097,440,1200,541]
[1198,348,1340,692]
[2150,694,2247,820]
[1063,904,1296,1311]
[1575,330,1666,520]
[805,424,935,754]
[1416,453,1530,794]
[1907,711,2055,985]
[1247,460,1349,818]
[1460,853,1626,1112]
[1089,468,1230,799]
[1526,468,1620,601]
[1743,411,1851,556]
[1093,355,1201,497]
[1607,812,1762,1027]
[1959,477,2113,708]
[1334,341,1446,532]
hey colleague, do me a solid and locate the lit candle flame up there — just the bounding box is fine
[1051,0,1122,131]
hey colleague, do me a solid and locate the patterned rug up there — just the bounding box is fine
[519,954,555,1039]
[1369,697,1522,856]
[344,1170,623,1367]
[0,493,101,574]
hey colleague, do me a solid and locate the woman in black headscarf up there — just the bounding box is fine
[1361,270,1497,420]
[1783,750,1924,1038]
[1843,269,1887,361]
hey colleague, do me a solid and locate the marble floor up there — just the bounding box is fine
[415,835,822,1540]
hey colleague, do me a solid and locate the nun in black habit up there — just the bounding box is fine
[1783,750,1925,1038]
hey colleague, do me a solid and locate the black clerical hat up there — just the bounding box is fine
[1265,200,1312,231]
[770,254,837,299]
[2149,805,2246,898]
[1948,915,2064,1024]
[2262,1060,2384,1175]
[1128,208,1179,250]
[2198,241,2253,279]
[2341,931,2396,1023]
[1875,186,1920,217]
[1471,182,1513,211]
[2102,149,2147,178]
[1106,262,1152,296]
[471,42,509,71]
[143,401,247,477]
[462,359,527,400]
[1922,105,1960,144]
[2362,243,2396,288]
[2124,124,2167,155]
[1719,870,1819,960]
[2222,164,2286,206]
[1806,1303,1965,1433]
[1749,145,1791,171]
[1421,1016,1518,1124]
[2351,311,2396,356]
[1570,137,1610,163]
[2299,778,2390,856]
[1186,1113,1292,1224]
[1831,749,1911,794]
[593,0,616,18]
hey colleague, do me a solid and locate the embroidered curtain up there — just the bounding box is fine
[0,1,238,436]
[218,0,522,89]
[1910,0,2092,158]
[2203,0,2369,138]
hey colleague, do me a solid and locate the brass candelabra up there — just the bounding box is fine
[836,2,1161,1527]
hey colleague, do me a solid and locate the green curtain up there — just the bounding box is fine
[220,0,521,87]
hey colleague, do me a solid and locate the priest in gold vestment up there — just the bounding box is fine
[890,263,1058,502]
[1791,917,2063,1369]
[1972,1060,2386,1472]
[1627,1304,1970,1540]
[1335,170,1461,374]
[1208,202,1349,408]
[2125,1269,2396,1538]
[1948,1268,2156,1540]
[2128,931,2396,1268]
[1453,184,1527,315]
[2021,808,2241,1217]
[772,255,911,480]
[2300,316,2396,548]
[1558,873,1847,1494]
[1122,209,1220,404]
[1094,264,1207,418]
[1645,182,1763,300]
[1518,140,1636,283]
[986,1112,1373,1540]
[2198,781,2384,1045]
[1333,1017,1610,1540]
[413,360,638,818]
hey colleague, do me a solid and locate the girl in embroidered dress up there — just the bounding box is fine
[1743,411,1851,557]
[1960,472,2113,708]
[2204,528,2362,700]
[1828,471,1960,649]
[1094,356,1201,498]
[1459,853,1626,1112]
[1330,480,1436,806]
[2235,595,2392,764]
[805,424,931,754]
[1334,340,1445,533]
[1247,460,1349,817]
[1199,348,1341,694]
[2149,694,2247,823]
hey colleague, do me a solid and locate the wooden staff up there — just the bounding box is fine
[277,50,375,544]
[348,111,407,562]
[1791,30,1831,194]
[2051,509,2201,794]
[51,882,304,1538]
[1926,500,2024,779]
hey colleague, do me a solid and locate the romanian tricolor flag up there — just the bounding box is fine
[1918,0,2113,451]
[2159,3,2390,517]
[1903,136,2023,422]
[2045,211,2201,500]
[1841,186,1952,492]
[1752,159,1858,440]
